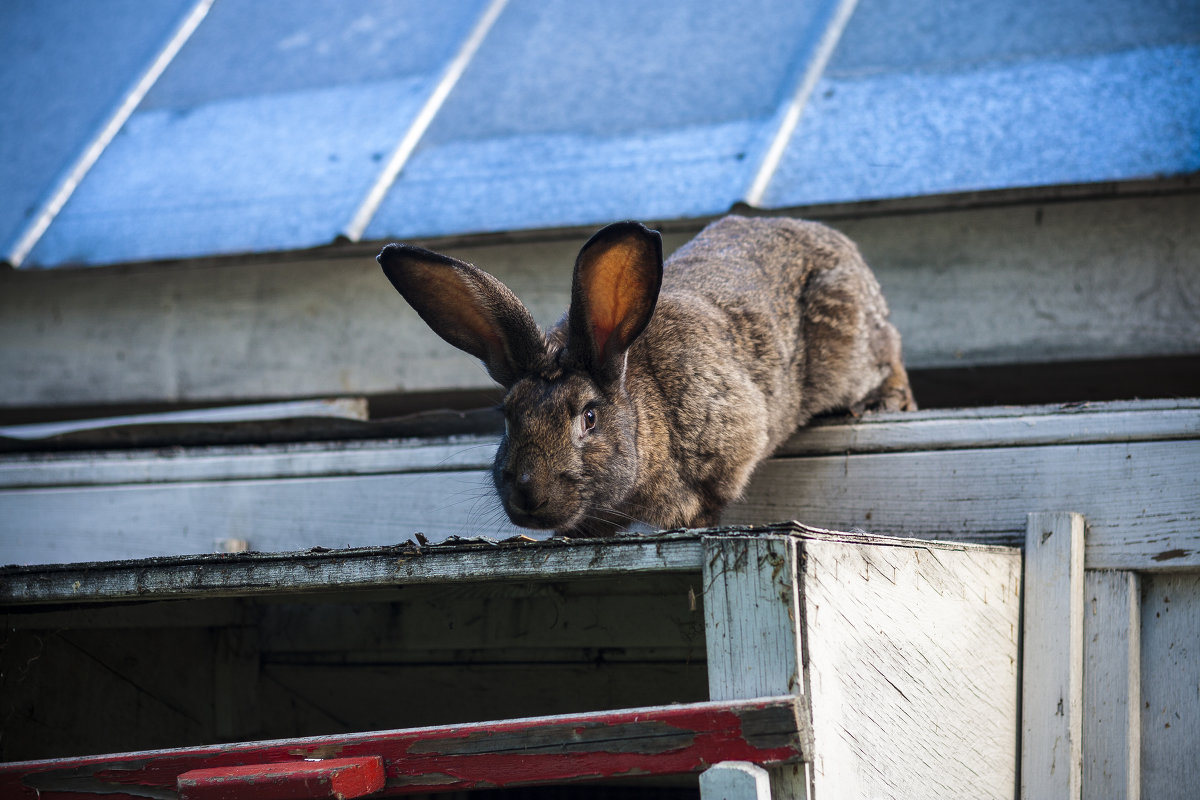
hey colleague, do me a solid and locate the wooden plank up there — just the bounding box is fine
[702,535,811,799]
[178,757,385,800]
[699,761,771,800]
[1022,511,1085,800]
[1083,570,1141,800]
[725,439,1200,569]
[777,399,1200,457]
[0,398,368,442]
[0,534,706,605]
[1,438,1195,568]
[3,400,1193,489]
[799,535,1021,799]
[0,696,808,799]
[1137,572,1200,799]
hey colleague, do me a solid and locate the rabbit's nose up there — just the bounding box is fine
[511,473,549,513]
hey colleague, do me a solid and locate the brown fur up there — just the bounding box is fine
[379,215,914,536]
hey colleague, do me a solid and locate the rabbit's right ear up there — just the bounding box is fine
[567,222,663,385]
[378,244,544,388]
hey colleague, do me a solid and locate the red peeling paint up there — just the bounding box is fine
[0,696,807,799]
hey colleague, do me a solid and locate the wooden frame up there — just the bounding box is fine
[1021,511,1198,800]
[1,526,1021,799]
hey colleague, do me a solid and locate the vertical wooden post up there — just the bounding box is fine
[1083,570,1141,800]
[699,761,772,800]
[702,535,810,800]
[1022,511,1085,800]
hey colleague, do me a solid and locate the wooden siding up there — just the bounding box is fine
[0,192,1196,410]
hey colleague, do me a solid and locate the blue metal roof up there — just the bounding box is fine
[3,0,1197,269]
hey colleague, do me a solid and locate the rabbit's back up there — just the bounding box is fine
[643,215,908,452]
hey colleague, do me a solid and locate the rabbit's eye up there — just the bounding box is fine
[582,407,597,433]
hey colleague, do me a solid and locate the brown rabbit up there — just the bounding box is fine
[379,215,914,536]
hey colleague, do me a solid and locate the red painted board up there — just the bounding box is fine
[0,695,809,799]
[177,756,385,800]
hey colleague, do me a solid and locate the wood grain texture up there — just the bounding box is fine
[1083,570,1140,800]
[1022,512,1085,800]
[1137,572,1200,799]
[800,536,1021,799]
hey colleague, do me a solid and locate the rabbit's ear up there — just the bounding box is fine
[567,222,663,384]
[379,244,543,388]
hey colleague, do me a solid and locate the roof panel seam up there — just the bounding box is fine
[744,0,860,208]
[342,0,511,244]
[5,0,216,269]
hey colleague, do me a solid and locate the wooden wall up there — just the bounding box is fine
[1,191,1196,414]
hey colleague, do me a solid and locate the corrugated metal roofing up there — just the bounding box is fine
[3,0,1197,269]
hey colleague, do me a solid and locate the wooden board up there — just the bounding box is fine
[725,439,1200,568]
[0,534,707,604]
[799,535,1022,799]
[1022,512,1085,800]
[178,757,385,800]
[0,401,1195,567]
[1137,572,1200,799]
[1083,570,1141,800]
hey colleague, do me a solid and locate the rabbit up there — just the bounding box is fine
[378,215,914,537]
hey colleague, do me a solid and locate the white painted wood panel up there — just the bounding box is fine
[1083,570,1141,800]
[800,536,1021,799]
[1022,512,1085,800]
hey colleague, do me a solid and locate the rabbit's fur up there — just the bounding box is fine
[379,215,914,536]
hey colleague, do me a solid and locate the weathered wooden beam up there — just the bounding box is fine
[0,696,808,799]
[1021,511,1086,800]
[0,532,707,605]
[4,399,1193,488]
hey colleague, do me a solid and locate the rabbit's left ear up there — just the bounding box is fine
[567,221,663,384]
